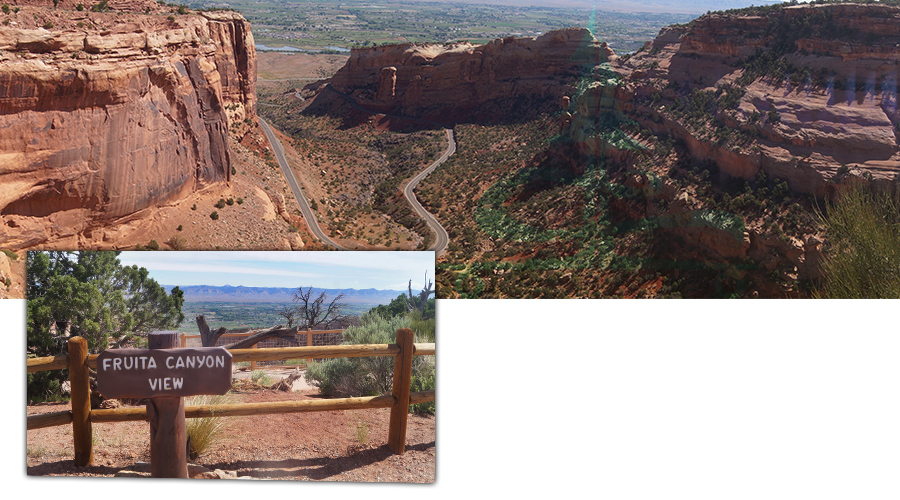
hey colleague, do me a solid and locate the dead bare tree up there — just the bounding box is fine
[404,272,434,314]
[290,286,348,329]
[277,305,297,327]
[195,315,299,349]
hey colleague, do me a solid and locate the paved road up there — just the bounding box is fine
[259,117,347,250]
[403,129,453,256]
[324,85,453,256]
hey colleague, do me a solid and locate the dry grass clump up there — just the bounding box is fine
[184,393,240,459]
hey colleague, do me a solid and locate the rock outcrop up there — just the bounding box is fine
[616,2,900,197]
[0,1,256,249]
[325,28,604,120]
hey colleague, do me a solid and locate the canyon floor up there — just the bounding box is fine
[26,376,436,482]
[257,52,447,251]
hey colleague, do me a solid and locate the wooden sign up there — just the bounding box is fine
[96,347,233,399]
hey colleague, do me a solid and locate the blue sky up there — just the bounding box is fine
[117,251,435,291]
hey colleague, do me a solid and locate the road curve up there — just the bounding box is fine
[258,117,347,250]
[403,129,454,257]
[324,84,453,256]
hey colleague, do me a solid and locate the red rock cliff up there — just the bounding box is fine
[327,28,606,119]
[0,2,256,249]
[616,3,900,197]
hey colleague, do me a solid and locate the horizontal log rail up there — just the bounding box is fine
[88,391,436,423]
[27,343,436,373]
[27,410,74,430]
[27,354,68,373]
[180,330,343,340]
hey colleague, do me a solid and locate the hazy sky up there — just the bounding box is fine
[117,251,435,291]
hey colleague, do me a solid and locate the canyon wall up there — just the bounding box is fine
[616,2,900,197]
[327,27,609,120]
[0,1,256,249]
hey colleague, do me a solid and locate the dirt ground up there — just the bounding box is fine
[25,374,435,482]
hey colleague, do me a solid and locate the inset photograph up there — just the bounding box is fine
[26,250,435,481]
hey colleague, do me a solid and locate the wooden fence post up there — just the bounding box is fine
[68,336,92,466]
[180,332,186,348]
[306,328,313,347]
[250,342,257,371]
[387,328,414,455]
[146,331,188,478]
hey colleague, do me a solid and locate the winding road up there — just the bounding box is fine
[259,117,347,250]
[259,87,454,255]
[403,129,454,256]
[323,84,453,256]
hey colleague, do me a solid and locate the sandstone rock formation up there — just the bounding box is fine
[0,1,256,249]
[325,28,603,121]
[615,2,900,197]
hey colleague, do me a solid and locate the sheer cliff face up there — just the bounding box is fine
[0,9,256,248]
[328,28,607,119]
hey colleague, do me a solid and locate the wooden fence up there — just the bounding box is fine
[26,329,436,466]
[179,329,345,370]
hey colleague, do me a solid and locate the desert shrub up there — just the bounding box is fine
[91,0,108,12]
[146,239,160,251]
[1,5,9,14]
[815,186,900,298]
[250,370,273,386]
[184,394,238,459]
[210,211,219,220]
[191,203,197,211]
[215,199,226,209]
[76,3,83,11]
[409,357,435,415]
[305,312,435,398]
[226,198,234,206]
[2,249,18,260]
[167,235,187,250]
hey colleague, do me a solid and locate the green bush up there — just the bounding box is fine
[409,359,435,415]
[1,5,9,15]
[305,312,435,399]
[215,199,226,209]
[815,186,900,298]
[250,370,272,386]
[210,211,219,220]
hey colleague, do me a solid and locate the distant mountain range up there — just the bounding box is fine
[162,285,405,304]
